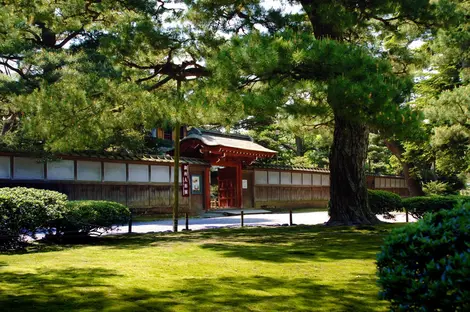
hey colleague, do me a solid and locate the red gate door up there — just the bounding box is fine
[218,167,238,208]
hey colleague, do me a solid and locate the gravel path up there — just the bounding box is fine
[111,211,415,234]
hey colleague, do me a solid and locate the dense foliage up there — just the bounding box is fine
[54,200,130,236]
[368,190,403,219]
[0,187,67,249]
[327,190,403,218]
[403,195,470,219]
[377,204,470,311]
[422,180,451,196]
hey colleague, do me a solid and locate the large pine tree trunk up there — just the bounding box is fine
[327,116,380,225]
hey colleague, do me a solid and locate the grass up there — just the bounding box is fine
[0,223,403,312]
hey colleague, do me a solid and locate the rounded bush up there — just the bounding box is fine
[403,195,470,219]
[368,190,403,219]
[55,200,130,236]
[377,205,470,311]
[0,187,67,249]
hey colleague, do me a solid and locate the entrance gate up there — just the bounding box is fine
[179,128,277,210]
[218,167,236,207]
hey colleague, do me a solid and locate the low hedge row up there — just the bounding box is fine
[55,200,131,236]
[403,195,470,219]
[328,190,404,218]
[329,191,470,220]
[0,187,130,250]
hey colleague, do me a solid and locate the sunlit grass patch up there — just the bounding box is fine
[0,224,403,312]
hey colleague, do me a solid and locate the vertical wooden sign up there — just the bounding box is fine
[182,164,190,197]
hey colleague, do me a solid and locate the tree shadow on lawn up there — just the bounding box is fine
[0,266,387,312]
[21,224,402,263]
[198,224,397,263]
[0,267,122,312]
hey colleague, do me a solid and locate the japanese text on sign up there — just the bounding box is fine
[182,164,190,197]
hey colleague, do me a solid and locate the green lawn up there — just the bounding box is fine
[0,224,402,312]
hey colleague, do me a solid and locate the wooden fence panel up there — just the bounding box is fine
[102,185,127,205]
[149,185,171,207]
[127,185,150,208]
[280,187,291,201]
[74,184,102,201]
[269,186,280,201]
[255,186,268,201]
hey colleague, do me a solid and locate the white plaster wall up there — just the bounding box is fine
[77,161,101,181]
[128,164,149,182]
[104,162,126,182]
[151,166,170,183]
[313,174,322,186]
[47,160,74,180]
[254,171,268,184]
[14,157,44,180]
[0,156,10,179]
[292,173,302,185]
[280,172,291,185]
[268,171,280,184]
[302,173,312,185]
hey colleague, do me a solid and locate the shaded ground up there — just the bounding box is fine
[0,224,403,311]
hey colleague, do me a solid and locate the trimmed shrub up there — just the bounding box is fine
[54,200,130,236]
[0,187,67,250]
[403,195,470,219]
[368,190,403,219]
[328,190,403,218]
[422,180,450,196]
[377,204,470,311]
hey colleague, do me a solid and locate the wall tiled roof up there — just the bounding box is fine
[64,152,210,165]
[249,163,330,173]
[0,150,210,166]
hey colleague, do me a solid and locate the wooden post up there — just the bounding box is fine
[237,164,243,208]
[185,212,189,231]
[172,80,182,233]
[128,211,132,233]
[241,210,244,227]
[204,167,211,211]
[289,209,293,226]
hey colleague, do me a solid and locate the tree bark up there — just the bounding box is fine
[384,140,424,196]
[295,136,304,156]
[327,116,380,225]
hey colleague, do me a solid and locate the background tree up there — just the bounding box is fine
[381,0,470,194]
[0,0,228,231]
[188,0,435,225]
[367,134,399,175]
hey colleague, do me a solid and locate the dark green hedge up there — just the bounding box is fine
[368,190,403,219]
[54,200,130,236]
[377,204,470,311]
[403,195,470,219]
[328,190,403,218]
[0,187,67,250]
